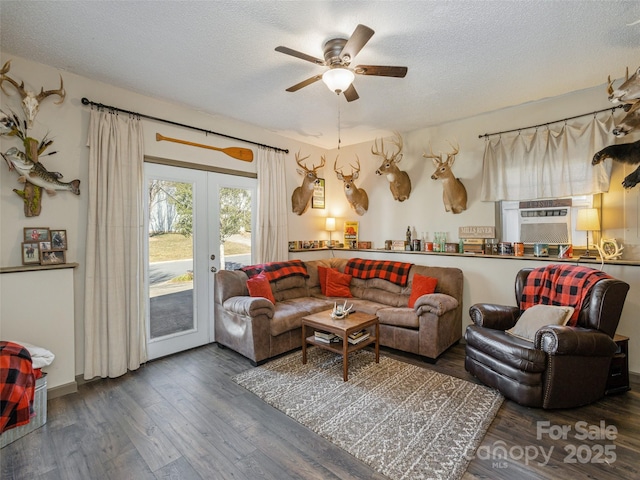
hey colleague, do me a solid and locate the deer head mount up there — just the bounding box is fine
[291,151,325,215]
[607,66,640,105]
[334,156,368,216]
[423,142,467,214]
[606,66,640,137]
[0,60,66,128]
[372,131,411,201]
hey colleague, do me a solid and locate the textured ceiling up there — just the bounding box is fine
[1,1,639,149]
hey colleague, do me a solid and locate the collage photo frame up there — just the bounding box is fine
[22,228,68,265]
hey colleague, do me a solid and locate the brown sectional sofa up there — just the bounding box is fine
[214,258,463,365]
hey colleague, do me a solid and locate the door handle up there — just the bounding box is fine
[211,266,217,273]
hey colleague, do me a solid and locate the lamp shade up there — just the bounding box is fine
[576,208,600,232]
[325,217,336,232]
[322,68,355,93]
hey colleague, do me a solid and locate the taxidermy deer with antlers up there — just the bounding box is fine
[591,66,640,190]
[607,66,640,137]
[291,152,325,215]
[372,131,411,201]
[0,60,66,127]
[334,156,369,216]
[423,142,467,214]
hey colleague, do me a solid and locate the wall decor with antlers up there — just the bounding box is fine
[334,156,368,216]
[1,61,76,217]
[592,65,640,190]
[607,66,640,137]
[291,152,325,215]
[423,142,467,214]
[372,131,411,201]
[1,60,65,128]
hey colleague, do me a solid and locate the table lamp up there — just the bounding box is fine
[576,208,600,259]
[325,217,336,248]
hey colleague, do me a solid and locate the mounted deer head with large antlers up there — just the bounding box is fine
[607,66,640,105]
[291,151,325,215]
[606,66,640,137]
[372,131,411,201]
[0,60,66,127]
[334,156,368,216]
[423,142,467,214]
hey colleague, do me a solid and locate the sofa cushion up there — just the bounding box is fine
[326,269,353,297]
[506,304,574,342]
[408,274,438,308]
[466,325,547,373]
[246,274,275,304]
[377,307,419,328]
[270,301,311,336]
[271,275,308,302]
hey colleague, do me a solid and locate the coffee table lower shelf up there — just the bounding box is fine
[305,336,377,354]
[301,310,380,381]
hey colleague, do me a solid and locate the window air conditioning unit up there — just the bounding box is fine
[518,199,572,244]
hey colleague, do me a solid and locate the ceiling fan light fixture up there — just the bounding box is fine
[322,68,355,94]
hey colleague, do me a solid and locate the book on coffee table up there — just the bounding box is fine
[314,331,340,343]
[348,332,370,345]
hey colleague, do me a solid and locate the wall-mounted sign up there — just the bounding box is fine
[458,226,496,239]
[312,178,325,209]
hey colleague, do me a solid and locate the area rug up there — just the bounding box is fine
[233,348,503,480]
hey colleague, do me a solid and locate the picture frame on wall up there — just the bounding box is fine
[24,227,50,242]
[312,178,325,209]
[50,229,68,250]
[21,242,41,265]
[40,250,66,265]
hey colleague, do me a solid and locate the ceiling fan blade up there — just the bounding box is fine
[275,46,324,65]
[343,84,359,102]
[341,24,375,62]
[285,75,323,92]
[354,65,408,78]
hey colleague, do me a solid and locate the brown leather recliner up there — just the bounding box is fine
[465,267,629,409]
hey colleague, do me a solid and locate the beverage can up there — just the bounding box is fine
[514,242,524,256]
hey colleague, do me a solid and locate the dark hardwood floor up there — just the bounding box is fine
[1,342,638,480]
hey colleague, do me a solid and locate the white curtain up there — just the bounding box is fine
[481,115,615,201]
[84,109,147,379]
[256,147,288,263]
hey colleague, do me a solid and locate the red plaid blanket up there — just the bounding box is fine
[1,341,36,434]
[240,259,309,282]
[520,265,612,326]
[345,258,413,287]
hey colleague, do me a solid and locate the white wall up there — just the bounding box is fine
[2,53,638,379]
[318,88,639,253]
[0,54,324,379]
[293,85,640,374]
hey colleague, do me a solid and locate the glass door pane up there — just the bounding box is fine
[148,179,194,339]
[145,163,210,360]
[219,186,254,271]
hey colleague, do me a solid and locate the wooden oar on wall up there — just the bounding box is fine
[156,133,254,162]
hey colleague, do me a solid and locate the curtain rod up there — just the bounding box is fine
[478,104,625,139]
[81,97,289,154]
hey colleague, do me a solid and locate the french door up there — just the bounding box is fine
[144,162,256,360]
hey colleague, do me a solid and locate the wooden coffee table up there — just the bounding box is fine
[301,310,379,381]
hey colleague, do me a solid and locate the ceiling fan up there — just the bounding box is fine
[275,24,408,102]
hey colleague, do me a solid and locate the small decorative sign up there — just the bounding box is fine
[312,178,325,209]
[344,221,359,249]
[458,226,496,239]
